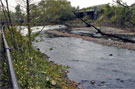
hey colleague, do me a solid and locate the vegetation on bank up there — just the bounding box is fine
[5,28,77,89]
[0,0,134,88]
[98,4,135,26]
[0,32,11,88]
[79,0,135,27]
[0,0,78,88]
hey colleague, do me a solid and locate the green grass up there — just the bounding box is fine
[0,33,11,89]
[5,28,77,89]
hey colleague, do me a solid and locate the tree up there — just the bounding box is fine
[98,1,135,26]
[116,0,135,26]
[26,0,32,55]
[37,0,75,24]
[15,4,22,20]
[15,0,33,54]
[0,8,5,21]
[29,4,41,25]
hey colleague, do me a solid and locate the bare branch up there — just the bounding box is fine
[116,0,129,7]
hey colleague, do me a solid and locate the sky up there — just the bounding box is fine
[68,0,135,8]
[4,0,135,11]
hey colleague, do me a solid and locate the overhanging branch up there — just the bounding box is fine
[72,11,135,43]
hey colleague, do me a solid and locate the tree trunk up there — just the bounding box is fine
[26,0,32,55]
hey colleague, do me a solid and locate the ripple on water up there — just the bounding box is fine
[33,36,135,88]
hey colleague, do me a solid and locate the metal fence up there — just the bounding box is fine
[1,26,20,89]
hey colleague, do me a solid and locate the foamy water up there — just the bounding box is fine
[17,25,67,36]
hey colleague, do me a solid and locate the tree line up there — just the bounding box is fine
[0,0,77,26]
[86,0,134,27]
[98,1,135,27]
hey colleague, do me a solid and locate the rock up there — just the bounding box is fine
[120,80,124,83]
[98,81,106,86]
[71,80,78,87]
[116,78,120,81]
[65,70,69,73]
[49,48,53,50]
[109,54,113,56]
[101,81,106,84]
[90,80,95,85]
[51,80,56,85]
[46,77,49,81]
[37,48,40,51]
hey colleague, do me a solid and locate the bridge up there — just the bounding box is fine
[75,4,109,20]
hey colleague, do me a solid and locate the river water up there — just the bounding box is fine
[32,32,135,88]
[22,25,135,88]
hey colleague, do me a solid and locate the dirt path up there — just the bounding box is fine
[47,30,135,50]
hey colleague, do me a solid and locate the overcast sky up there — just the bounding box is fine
[68,0,135,8]
[5,0,135,11]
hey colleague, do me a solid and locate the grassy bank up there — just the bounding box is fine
[5,28,77,89]
[0,31,11,89]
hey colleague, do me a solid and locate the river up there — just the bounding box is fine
[32,28,135,89]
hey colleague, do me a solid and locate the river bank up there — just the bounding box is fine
[30,24,135,88]
[4,28,78,89]
[66,21,135,31]
[46,27,135,50]
[0,30,11,89]
[16,24,135,88]
[19,24,135,50]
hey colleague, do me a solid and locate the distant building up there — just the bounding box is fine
[75,4,109,20]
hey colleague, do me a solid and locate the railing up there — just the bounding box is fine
[1,26,20,89]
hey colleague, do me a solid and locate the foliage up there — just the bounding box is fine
[15,4,22,20]
[0,35,11,88]
[1,0,76,25]
[5,28,77,89]
[0,7,7,22]
[30,0,76,24]
[0,11,4,21]
[0,0,77,88]
[98,4,135,26]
